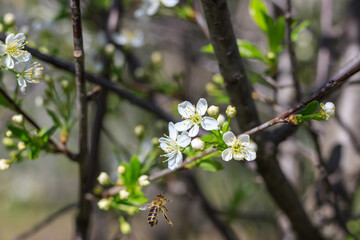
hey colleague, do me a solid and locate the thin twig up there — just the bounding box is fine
[285,0,302,102]
[12,203,77,240]
[0,86,77,161]
[70,0,90,239]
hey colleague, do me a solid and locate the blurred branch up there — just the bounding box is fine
[335,114,360,153]
[12,203,77,240]
[70,0,90,239]
[0,33,176,123]
[284,0,302,102]
[0,86,77,161]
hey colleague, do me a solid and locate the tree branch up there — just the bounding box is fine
[70,0,90,239]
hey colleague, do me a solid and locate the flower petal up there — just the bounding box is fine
[14,33,26,43]
[168,152,183,170]
[177,131,191,148]
[188,124,199,137]
[175,119,192,132]
[244,148,256,161]
[146,0,160,15]
[14,61,27,73]
[223,131,236,146]
[168,122,177,140]
[196,98,208,116]
[15,51,31,62]
[239,134,250,146]
[5,33,14,45]
[17,76,27,92]
[0,44,6,56]
[178,101,195,118]
[201,116,219,131]
[5,55,14,69]
[233,152,245,161]
[161,0,179,7]
[221,148,232,161]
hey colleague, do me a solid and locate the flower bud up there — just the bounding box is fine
[321,102,335,120]
[217,114,226,127]
[17,141,26,151]
[120,217,132,234]
[97,198,112,211]
[191,138,205,151]
[138,175,150,187]
[61,79,70,90]
[226,105,237,118]
[12,114,24,125]
[119,189,130,200]
[151,51,162,65]
[134,125,145,140]
[0,159,11,171]
[267,51,275,60]
[205,83,216,94]
[97,172,110,185]
[105,43,115,56]
[212,73,224,85]
[3,13,15,26]
[207,105,219,119]
[5,130,12,138]
[117,165,126,174]
[151,137,159,145]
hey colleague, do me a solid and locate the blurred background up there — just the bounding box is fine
[0,0,360,239]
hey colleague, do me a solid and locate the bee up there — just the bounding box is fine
[139,194,173,227]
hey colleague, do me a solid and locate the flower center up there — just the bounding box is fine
[190,112,202,125]
[6,38,27,58]
[25,62,43,82]
[231,139,244,154]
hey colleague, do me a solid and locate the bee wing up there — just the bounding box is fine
[139,202,153,211]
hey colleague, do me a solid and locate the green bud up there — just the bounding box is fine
[212,73,224,85]
[2,137,14,147]
[61,79,70,90]
[207,105,219,118]
[226,105,237,118]
[134,125,145,140]
[205,83,217,95]
[119,217,131,234]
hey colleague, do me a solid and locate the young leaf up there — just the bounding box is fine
[201,43,214,54]
[127,155,141,186]
[298,100,319,116]
[249,0,269,33]
[236,39,264,60]
[7,125,30,142]
[267,16,285,53]
[46,109,62,126]
[198,159,224,172]
[291,20,310,42]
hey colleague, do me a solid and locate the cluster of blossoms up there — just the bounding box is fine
[159,98,257,170]
[0,33,43,92]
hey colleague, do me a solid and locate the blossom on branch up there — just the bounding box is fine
[222,131,256,161]
[0,33,31,69]
[135,0,179,17]
[320,102,335,120]
[14,58,43,92]
[175,98,219,137]
[159,122,191,170]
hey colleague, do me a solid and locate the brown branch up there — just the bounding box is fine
[70,0,90,239]
[0,86,77,161]
[12,203,77,240]
[284,0,302,102]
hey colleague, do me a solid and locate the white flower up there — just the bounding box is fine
[12,114,24,124]
[191,138,205,151]
[117,165,126,174]
[207,105,219,118]
[14,58,43,92]
[97,172,110,185]
[321,102,335,120]
[138,175,150,187]
[0,159,11,171]
[119,189,130,200]
[0,33,31,69]
[97,198,112,210]
[159,122,191,170]
[226,105,237,118]
[135,0,179,17]
[112,29,144,48]
[217,114,226,127]
[3,13,15,26]
[222,131,256,161]
[17,141,26,151]
[5,130,12,137]
[175,98,219,137]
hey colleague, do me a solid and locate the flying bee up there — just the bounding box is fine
[139,194,173,227]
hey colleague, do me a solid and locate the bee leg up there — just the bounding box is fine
[161,208,173,227]
[154,219,158,226]
[163,205,170,212]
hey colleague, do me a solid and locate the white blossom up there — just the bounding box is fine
[0,33,31,69]
[159,122,191,170]
[117,165,126,174]
[17,141,26,151]
[226,105,237,118]
[138,175,150,187]
[119,189,130,200]
[222,131,256,161]
[0,159,11,171]
[135,0,179,17]
[14,58,43,92]
[12,114,24,125]
[217,114,226,127]
[321,102,335,120]
[175,98,219,137]
[112,29,144,48]
[97,198,112,210]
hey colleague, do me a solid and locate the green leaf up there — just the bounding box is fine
[42,125,58,143]
[291,20,310,42]
[29,145,41,160]
[125,155,141,187]
[46,109,62,126]
[7,125,30,142]
[267,16,285,53]
[299,100,319,116]
[198,159,224,172]
[249,0,269,33]
[201,43,214,54]
[236,39,263,60]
